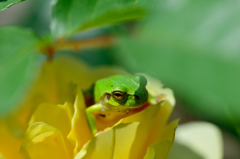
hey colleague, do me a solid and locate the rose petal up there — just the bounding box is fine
[112,122,139,159]
[169,122,223,159]
[7,55,128,137]
[75,122,139,159]
[53,56,129,91]
[0,122,23,159]
[75,125,115,159]
[147,101,178,145]
[144,141,174,159]
[28,102,73,137]
[138,73,175,106]
[67,88,93,157]
[143,145,155,159]
[21,122,71,159]
[118,101,177,159]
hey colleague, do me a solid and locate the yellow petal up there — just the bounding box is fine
[169,122,223,159]
[75,122,139,159]
[21,122,71,159]
[75,126,115,159]
[147,101,178,145]
[27,102,75,157]
[112,122,139,159]
[52,55,129,91]
[139,73,175,106]
[120,105,161,159]
[28,102,73,137]
[118,101,177,159]
[6,55,128,137]
[67,88,93,157]
[0,121,23,159]
[144,141,173,159]
[143,145,155,159]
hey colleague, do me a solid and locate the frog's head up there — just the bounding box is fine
[100,75,148,110]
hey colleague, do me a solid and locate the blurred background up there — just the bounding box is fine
[1,0,240,158]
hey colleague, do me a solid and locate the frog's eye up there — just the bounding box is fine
[134,95,140,100]
[106,93,111,100]
[112,91,125,101]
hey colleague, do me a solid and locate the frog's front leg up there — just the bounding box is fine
[86,103,103,135]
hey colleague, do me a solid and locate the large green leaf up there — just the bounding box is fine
[0,27,42,116]
[0,0,24,11]
[51,0,149,38]
[117,0,240,133]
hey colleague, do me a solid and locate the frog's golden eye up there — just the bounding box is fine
[112,91,125,101]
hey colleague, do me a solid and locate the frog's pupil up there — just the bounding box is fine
[115,93,121,96]
[112,91,125,100]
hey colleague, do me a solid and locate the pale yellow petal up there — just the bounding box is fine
[112,122,139,159]
[170,122,223,159]
[28,102,73,137]
[143,146,155,159]
[118,101,177,159]
[27,102,74,156]
[75,122,139,159]
[67,88,93,157]
[147,101,178,145]
[75,126,115,159]
[138,73,175,106]
[119,103,161,159]
[0,122,23,159]
[6,55,129,138]
[21,122,71,159]
[53,55,129,90]
[144,141,173,159]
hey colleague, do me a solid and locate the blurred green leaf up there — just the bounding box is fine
[51,0,149,38]
[0,27,42,115]
[117,0,240,132]
[0,0,24,11]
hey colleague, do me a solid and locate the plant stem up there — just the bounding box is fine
[41,35,113,60]
[55,35,113,51]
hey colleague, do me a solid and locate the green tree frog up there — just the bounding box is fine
[85,75,151,135]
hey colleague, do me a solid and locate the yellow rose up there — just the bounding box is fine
[0,55,178,159]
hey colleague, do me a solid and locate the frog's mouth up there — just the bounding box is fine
[103,103,132,113]
[102,93,147,111]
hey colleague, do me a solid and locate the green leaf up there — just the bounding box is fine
[117,0,240,133]
[0,0,25,11]
[0,26,42,116]
[51,0,149,38]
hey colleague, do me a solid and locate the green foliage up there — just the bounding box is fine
[51,0,148,38]
[1,0,238,138]
[0,0,24,11]
[0,0,151,115]
[117,0,240,132]
[0,27,42,115]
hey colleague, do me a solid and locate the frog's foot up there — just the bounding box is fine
[86,103,103,135]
